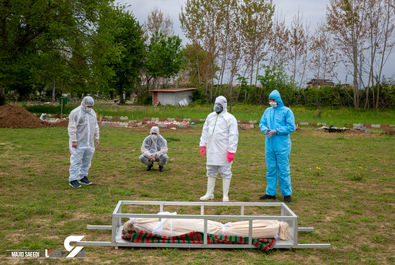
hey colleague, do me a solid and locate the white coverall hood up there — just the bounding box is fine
[213,96,228,113]
[150,126,160,134]
[150,126,160,141]
[81,96,94,113]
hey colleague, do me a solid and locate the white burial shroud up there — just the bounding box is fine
[123,212,290,241]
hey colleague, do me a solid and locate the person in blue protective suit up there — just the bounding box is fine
[68,96,99,188]
[259,90,295,202]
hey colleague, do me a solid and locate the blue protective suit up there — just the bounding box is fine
[259,90,295,196]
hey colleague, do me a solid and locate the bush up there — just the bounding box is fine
[0,94,6,106]
[137,93,152,105]
[24,104,76,114]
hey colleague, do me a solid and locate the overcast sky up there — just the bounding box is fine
[115,0,395,82]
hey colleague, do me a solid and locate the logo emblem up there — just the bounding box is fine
[64,236,84,258]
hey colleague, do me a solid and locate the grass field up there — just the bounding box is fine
[1,115,394,264]
[24,102,395,126]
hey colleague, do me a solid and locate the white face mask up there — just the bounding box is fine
[269,101,277,108]
[151,135,158,141]
[82,106,92,113]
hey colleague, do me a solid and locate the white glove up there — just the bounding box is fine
[267,130,277,138]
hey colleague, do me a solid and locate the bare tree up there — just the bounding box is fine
[180,0,224,100]
[146,8,173,39]
[267,18,290,69]
[239,0,275,85]
[327,0,369,108]
[287,12,308,86]
[370,0,395,108]
[309,23,339,82]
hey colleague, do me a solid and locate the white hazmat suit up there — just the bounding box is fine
[68,96,99,186]
[200,96,239,201]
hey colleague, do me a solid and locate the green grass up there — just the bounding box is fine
[0,119,394,264]
[23,102,395,126]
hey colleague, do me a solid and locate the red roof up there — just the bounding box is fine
[149,88,196,92]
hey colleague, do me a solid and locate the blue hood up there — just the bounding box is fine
[269,90,284,107]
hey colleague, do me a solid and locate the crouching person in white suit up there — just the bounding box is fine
[199,96,239,202]
[140,126,168,172]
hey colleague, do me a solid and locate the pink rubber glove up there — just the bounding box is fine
[200,146,206,158]
[227,152,234,163]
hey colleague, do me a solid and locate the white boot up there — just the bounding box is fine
[200,177,216,200]
[222,178,231,202]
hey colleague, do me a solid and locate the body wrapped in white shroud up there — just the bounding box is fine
[122,212,289,240]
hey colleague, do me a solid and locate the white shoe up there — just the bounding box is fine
[222,178,231,202]
[200,193,214,200]
[200,177,216,201]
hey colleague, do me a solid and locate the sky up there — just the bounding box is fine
[115,0,395,83]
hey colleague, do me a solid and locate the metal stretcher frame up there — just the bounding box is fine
[77,200,330,249]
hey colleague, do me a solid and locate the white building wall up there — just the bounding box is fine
[157,91,193,106]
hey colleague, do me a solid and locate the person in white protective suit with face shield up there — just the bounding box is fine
[200,96,239,202]
[139,126,168,172]
[68,96,99,188]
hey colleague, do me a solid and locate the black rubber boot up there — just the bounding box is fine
[259,194,276,200]
[284,196,292,203]
[146,164,153,171]
[159,165,164,172]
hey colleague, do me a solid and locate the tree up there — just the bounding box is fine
[180,0,223,100]
[327,0,368,108]
[309,23,339,82]
[0,0,113,100]
[363,0,395,108]
[239,0,275,85]
[288,12,309,87]
[183,43,210,86]
[146,34,184,88]
[102,6,146,104]
[145,8,173,39]
[267,18,290,70]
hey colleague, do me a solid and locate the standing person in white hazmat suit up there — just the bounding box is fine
[199,96,239,202]
[68,96,99,188]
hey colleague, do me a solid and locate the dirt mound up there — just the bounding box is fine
[0,104,50,128]
[344,129,367,135]
[52,119,69,127]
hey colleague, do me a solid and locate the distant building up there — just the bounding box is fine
[149,88,196,106]
[306,79,335,87]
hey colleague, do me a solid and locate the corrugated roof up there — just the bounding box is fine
[149,88,197,92]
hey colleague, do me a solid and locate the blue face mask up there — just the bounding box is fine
[215,105,223,114]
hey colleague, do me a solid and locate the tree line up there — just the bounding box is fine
[180,0,395,109]
[0,0,394,108]
[0,1,184,104]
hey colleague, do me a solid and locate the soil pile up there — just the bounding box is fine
[0,104,50,128]
[53,119,69,127]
